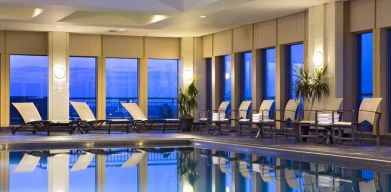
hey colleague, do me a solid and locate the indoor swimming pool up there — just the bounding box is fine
[1,144,387,192]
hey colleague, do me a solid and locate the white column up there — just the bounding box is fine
[48,150,69,192]
[48,32,69,120]
[307,1,344,107]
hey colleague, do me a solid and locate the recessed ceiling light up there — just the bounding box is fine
[200,15,207,18]
[118,28,126,32]
[55,25,63,29]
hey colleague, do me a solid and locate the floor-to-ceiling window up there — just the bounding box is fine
[263,48,276,100]
[242,52,252,101]
[222,55,232,102]
[286,43,305,100]
[148,59,178,119]
[357,32,373,104]
[69,57,97,118]
[388,30,391,132]
[106,58,138,119]
[206,58,212,113]
[10,55,48,124]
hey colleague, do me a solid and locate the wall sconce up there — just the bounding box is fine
[54,67,66,79]
[313,50,323,69]
[183,69,193,84]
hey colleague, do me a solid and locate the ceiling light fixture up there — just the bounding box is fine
[118,28,126,32]
[200,15,207,18]
[55,25,63,29]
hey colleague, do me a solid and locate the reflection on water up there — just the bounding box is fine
[1,147,388,192]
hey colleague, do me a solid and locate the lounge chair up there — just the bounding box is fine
[298,98,343,142]
[229,100,252,136]
[70,101,109,134]
[262,100,301,139]
[333,98,382,145]
[121,103,151,132]
[211,101,231,135]
[121,103,179,133]
[239,100,275,138]
[12,102,73,135]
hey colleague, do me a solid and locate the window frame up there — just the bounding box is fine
[356,31,374,107]
[241,51,252,101]
[69,56,98,118]
[147,58,179,119]
[105,57,140,119]
[262,47,276,100]
[220,55,232,102]
[285,42,305,101]
[9,54,49,124]
[205,58,212,112]
[388,30,391,132]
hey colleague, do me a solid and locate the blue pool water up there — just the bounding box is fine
[2,147,388,192]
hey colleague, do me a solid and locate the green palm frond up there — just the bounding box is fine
[178,81,199,118]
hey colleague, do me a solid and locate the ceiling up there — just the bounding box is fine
[0,0,336,37]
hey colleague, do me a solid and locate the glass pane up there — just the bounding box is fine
[206,58,212,112]
[147,151,178,192]
[264,48,276,100]
[106,151,138,191]
[106,58,138,119]
[389,30,391,132]
[243,52,252,101]
[10,55,48,125]
[69,152,96,191]
[148,59,178,119]
[358,32,373,102]
[69,57,96,118]
[223,55,232,102]
[287,44,305,99]
[9,152,48,191]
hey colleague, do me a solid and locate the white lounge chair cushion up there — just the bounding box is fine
[121,103,148,121]
[70,102,96,121]
[165,118,179,122]
[109,119,129,122]
[238,101,252,119]
[300,120,315,124]
[334,121,352,126]
[199,118,208,121]
[239,119,250,122]
[12,103,43,123]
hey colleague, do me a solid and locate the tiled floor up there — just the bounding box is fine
[1,130,391,168]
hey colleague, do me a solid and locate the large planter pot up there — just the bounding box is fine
[179,117,194,132]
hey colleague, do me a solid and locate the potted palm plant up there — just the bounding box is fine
[293,65,330,140]
[178,81,199,131]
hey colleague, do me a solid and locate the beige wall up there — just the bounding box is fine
[0,31,180,127]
